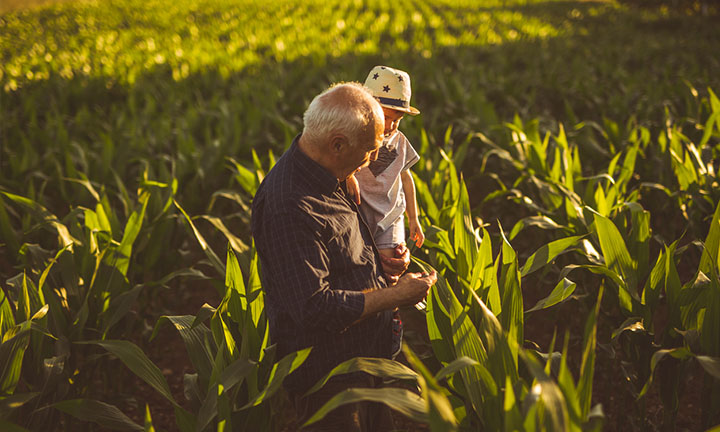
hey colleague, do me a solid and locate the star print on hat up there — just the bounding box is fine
[363,66,420,115]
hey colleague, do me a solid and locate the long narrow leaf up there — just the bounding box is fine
[53,399,143,431]
[302,387,427,428]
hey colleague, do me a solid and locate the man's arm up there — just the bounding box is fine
[361,271,437,318]
[401,170,424,248]
[256,210,365,333]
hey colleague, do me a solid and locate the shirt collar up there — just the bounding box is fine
[290,134,341,196]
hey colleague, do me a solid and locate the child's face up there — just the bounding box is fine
[382,107,404,137]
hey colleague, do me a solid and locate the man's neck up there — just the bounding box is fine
[298,135,342,180]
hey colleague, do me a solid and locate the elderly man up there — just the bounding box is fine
[251,82,437,431]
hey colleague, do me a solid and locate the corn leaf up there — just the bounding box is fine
[503,375,523,432]
[242,347,311,408]
[453,176,478,279]
[81,340,179,408]
[403,345,459,432]
[696,356,720,379]
[520,235,584,277]
[53,399,143,431]
[700,201,720,278]
[525,278,577,313]
[0,392,39,418]
[0,191,78,249]
[639,347,694,398]
[498,229,523,359]
[151,315,215,380]
[0,195,20,257]
[434,356,479,382]
[305,357,418,397]
[302,387,427,428]
[0,420,30,432]
[519,350,571,432]
[428,271,490,421]
[174,199,225,275]
[115,190,149,276]
[509,216,563,241]
[578,286,603,417]
[200,216,249,254]
[144,404,155,432]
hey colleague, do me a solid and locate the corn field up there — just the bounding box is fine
[1,0,719,431]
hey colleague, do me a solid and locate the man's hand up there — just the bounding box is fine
[346,173,361,205]
[361,270,437,317]
[380,243,410,285]
[393,270,437,307]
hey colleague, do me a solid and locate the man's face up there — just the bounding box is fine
[355,124,383,171]
[382,107,404,137]
[340,119,383,180]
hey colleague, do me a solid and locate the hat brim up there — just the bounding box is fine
[379,103,420,116]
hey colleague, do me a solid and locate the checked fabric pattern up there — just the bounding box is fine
[251,134,398,394]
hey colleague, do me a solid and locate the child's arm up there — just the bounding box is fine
[401,170,424,248]
[347,173,361,205]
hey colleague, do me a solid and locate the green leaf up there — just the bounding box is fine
[0,191,78,249]
[305,357,418,397]
[509,216,563,241]
[525,278,577,313]
[498,229,523,360]
[427,271,490,419]
[503,375,523,432]
[81,340,179,408]
[520,235,584,277]
[115,190,150,276]
[433,356,479,382]
[53,399,143,431]
[302,387,427,428]
[0,307,48,394]
[556,333,582,424]
[103,285,143,338]
[144,404,155,432]
[151,315,215,380]
[174,199,225,275]
[0,195,20,257]
[453,176,478,279]
[0,420,29,432]
[519,350,571,432]
[639,347,694,398]
[403,345,458,432]
[0,392,39,418]
[696,356,720,380]
[242,347,311,408]
[200,216,249,254]
[578,286,603,417]
[700,201,720,278]
[591,209,638,296]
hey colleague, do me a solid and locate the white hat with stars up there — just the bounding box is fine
[363,65,420,116]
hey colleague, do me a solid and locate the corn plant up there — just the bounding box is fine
[0,175,199,430]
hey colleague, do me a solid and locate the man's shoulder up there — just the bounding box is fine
[254,165,327,223]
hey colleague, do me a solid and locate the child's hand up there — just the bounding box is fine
[347,174,361,205]
[408,217,424,248]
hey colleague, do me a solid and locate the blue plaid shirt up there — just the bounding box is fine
[251,135,396,393]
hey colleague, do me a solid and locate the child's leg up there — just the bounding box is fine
[377,247,397,259]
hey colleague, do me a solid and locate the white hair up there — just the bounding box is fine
[302,82,380,148]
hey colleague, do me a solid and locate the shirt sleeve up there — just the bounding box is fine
[258,209,365,333]
[401,135,420,171]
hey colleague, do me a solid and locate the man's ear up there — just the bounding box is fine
[330,134,348,154]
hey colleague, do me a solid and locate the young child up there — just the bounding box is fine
[348,65,425,261]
